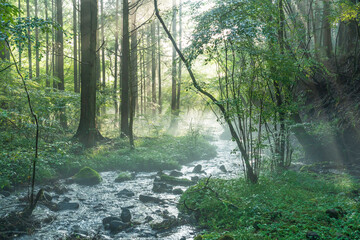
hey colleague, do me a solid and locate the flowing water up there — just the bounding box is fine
[0,113,243,239]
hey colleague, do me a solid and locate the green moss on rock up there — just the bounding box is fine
[72,167,102,186]
[159,174,193,186]
[115,172,134,182]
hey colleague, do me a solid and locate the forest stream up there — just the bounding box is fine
[0,118,241,240]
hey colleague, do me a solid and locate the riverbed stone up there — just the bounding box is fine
[0,191,10,197]
[71,167,102,186]
[170,170,183,177]
[103,216,121,226]
[109,220,130,233]
[191,176,200,182]
[192,164,203,173]
[115,172,135,183]
[139,194,164,204]
[150,216,180,231]
[56,202,80,211]
[116,189,135,198]
[153,182,173,193]
[159,174,193,186]
[172,188,183,195]
[220,165,227,172]
[43,191,52,201]
[121,208,132,223]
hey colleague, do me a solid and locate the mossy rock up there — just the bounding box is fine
[115,172,134,183]
[71,167,102,186]
[218,234,234,240]
[194,235,203,240]
[159,174,193,186]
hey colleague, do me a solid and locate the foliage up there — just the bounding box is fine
[179,171,360,239]
[0,131,216,189]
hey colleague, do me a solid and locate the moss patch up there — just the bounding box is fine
[72,167,102,186]
[115,172,134,182]
[160,174,194,186]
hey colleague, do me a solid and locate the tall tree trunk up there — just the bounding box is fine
[171,0,177,124]
[27,0,33,79]
[101,0,106,91]
[176,0,182,112]
[76,0,100,147]
[52,0,56,89]
[157,21,162,114]
[18,0,22,68]
[114,0,120,125]
[45,0,50,87]
[78,0,81,92]
[129,0,138,147]
[55,0,67,129]
[120,0,130,137]
[151,21,156,115]
[73,0,78,92]
[35,0,40,79]
[322,0,332,58]
[146,25,151,115]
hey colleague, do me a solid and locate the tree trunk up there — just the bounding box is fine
[120,0,130,137]
[322,0,332,58]
[157,21,162,114]
[45,0,50,87]
[114,0,120,125]
[75,0,100,147]
[151,21,157,115]
[170,0,177,128]
[176,0,182,112]
[73,0,78,92]
[18,0,22,68]
[35,0,40,79]
[27,0,33,79]
[101,0,106,91]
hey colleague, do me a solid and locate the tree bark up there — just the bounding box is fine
[114,0,120,125]
[75,0,100,147]
[73,0,78,92]
[120,0,130,137]
[45,0,50,87]
[151,21,157,115]
[157,21,162,114]
[27,0,33,79]
[171,0,177,119]
[35,0,40,79]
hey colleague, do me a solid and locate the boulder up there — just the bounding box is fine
[0,191,10,197]
[172,188,183,195]
[169,170,183,177]
[103,216,121,226]
[192,165,202,173]
[219,165,227,173]
[150,216,180,231]
[139,195,164,204]
[56,202,80,211]
[109,220,130,233]
[121,208,132,223]
[116,189,135,198]
[159,174,193,186]
[153,182,173,193]
[191,176,200,182]
[43,191,52,201]
[115,172,134,183]
[71,167,102,186]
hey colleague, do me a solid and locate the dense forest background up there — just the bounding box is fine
[1,0,360,239]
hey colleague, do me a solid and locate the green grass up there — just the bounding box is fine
[0,133,217,189]
[179,171,360,240]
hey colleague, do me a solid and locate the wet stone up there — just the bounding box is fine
[219,165,227,172]
[121,208,132,223]
[145,216,154,223]
[43,191,52,201]
[170,170,183,177]
[0,191,10,197]
[109,220,130,233]
[116,189,135,198]
[56,202,80,211]
[191,176,200,182]
[103,216,121,226]
[139,194,165,204]
[153,182,173,193]
[192,165,203,173]
[173,188,184,195]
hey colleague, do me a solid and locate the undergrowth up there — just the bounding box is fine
[179,171,360,239]
[0,133,216,189]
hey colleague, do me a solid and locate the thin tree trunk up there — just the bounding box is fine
[322,0,333,58]
[151,21,156,115]
[73,0,78,92]
[170,0,177,125]
[101,0,106,90]
[120,0,130,137]
[157,21,162,114]
[114,0,120,125]
[18,0,22,68]
[176,0,182,112]
[27,0,33,79]
[35,0,40,79]
[45,0,50,87]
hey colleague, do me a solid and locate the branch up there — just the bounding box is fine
[6,40,39,210]
[0,63,15,73]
